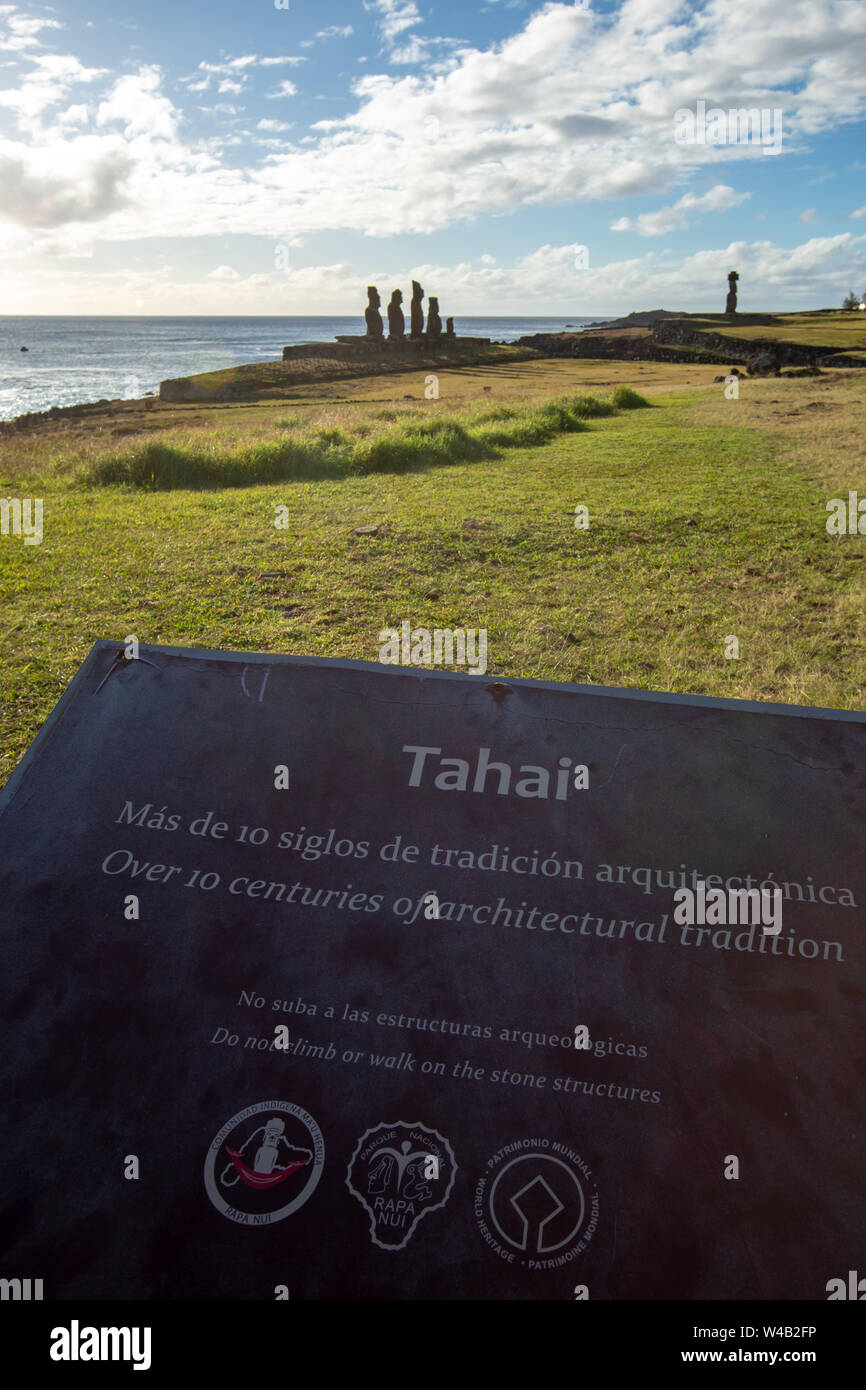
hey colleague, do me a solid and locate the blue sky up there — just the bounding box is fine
[1,0,865,314]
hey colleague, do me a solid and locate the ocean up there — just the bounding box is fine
[0,315,600,421]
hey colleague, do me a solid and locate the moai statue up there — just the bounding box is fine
[365,286,383,336]
[410,280,424,338]
[725,270,739,315]
[427,296,442,339]
[387,289,405,338]
[445,316,455,337]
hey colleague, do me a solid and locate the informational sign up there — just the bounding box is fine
[0,643,863,1299]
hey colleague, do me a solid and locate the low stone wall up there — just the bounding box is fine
[515,325,865,370]
[514,332,744,366]
[160,338,532,403]
[651,320,865,368]
[281,336,492,363]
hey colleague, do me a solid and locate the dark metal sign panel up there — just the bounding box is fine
[1,643,863,1300]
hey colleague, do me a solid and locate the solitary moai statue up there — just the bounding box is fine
[365,286,383,336]
[410,280,424,338]
[445,316,455,337]
[725,270,739,315]
[387,289,405,338]
[427,296,442,339]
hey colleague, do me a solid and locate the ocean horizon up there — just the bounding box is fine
[0,315,604,421]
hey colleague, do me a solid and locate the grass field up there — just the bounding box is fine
[685,311,866,349]
[1,356,864,786]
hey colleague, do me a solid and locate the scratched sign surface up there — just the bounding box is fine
[0,641,864,1299]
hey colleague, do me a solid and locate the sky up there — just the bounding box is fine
[0,0,865,316]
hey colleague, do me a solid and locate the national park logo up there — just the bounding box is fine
[474,1138,599,1270]
[204,1100,324,1225]
[346,1121,457,1251]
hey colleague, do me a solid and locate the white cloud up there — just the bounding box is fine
[1,0,865,260]
[364,0,422,45]
[56,104,89,126]
[799,207,819,223]
[316,26,355,40]
[200,55,259,72]
[362,0,459,66]
[6,234,866,316]
[0,51,106,131]
[97,67,178,141]
[850,205,866,219]
[180,54,305,90]
[222,0,861,239]
[0,9,61,53]
[390,37,429,64]
[266,80,298,99]
[0,136,132,227]
[611,185,752,237]
[194,54,304,74]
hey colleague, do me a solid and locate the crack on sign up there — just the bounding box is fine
[94,649,162,694]
[594,741,631,789]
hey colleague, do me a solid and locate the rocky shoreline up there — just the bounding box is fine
[4,310,862,430]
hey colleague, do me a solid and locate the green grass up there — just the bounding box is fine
[611,386,650,410]
[31,391,637,491]
[156,341,535,401]
[685,312,866,349]
[1,363,864,787]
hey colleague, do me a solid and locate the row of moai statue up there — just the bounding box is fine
[365,281,454,340]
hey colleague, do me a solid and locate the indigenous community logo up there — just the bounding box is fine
[204,1100,324,1225]
[346,1120,457,1250]
[475,1138,599,1270]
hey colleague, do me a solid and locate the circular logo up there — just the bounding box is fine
[474,1139,599,1270]
[204,1100,324,1226]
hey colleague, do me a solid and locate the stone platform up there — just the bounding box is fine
[159,338,530,403]
[282,336,491,362]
